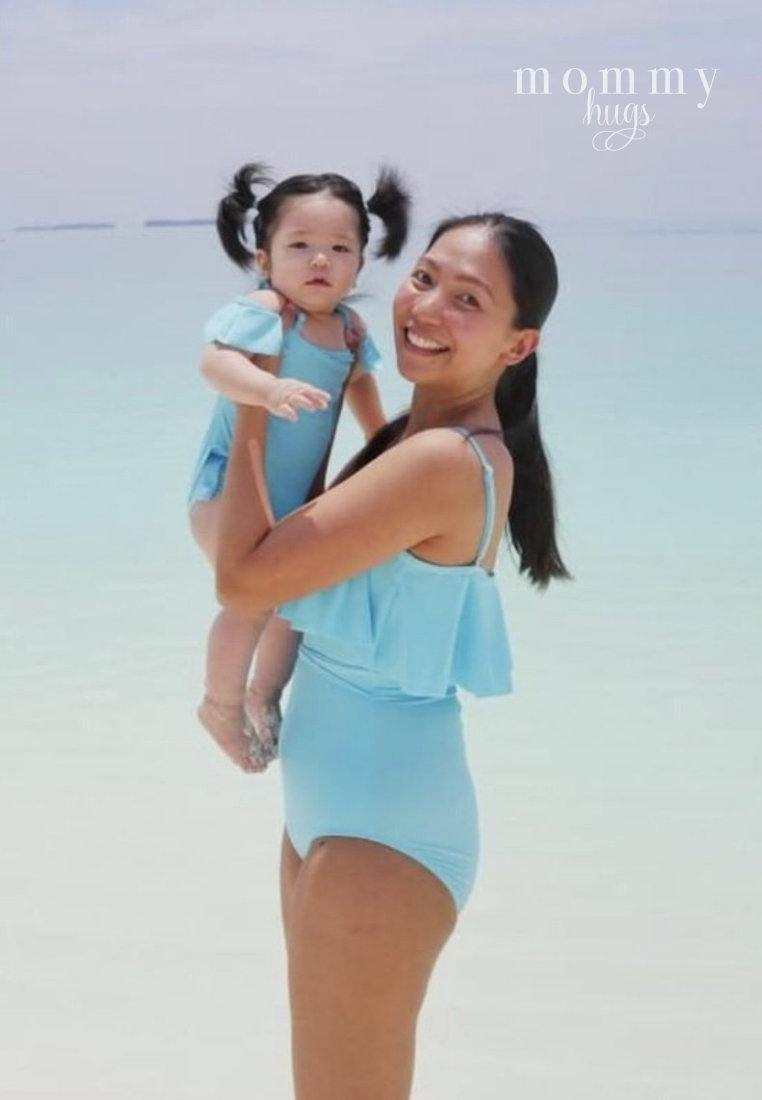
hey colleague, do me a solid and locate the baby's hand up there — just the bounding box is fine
[345,312,367,360]
[266,378,331,421]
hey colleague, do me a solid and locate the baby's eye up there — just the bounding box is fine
[289,241,308,249]
[332,244,351,253]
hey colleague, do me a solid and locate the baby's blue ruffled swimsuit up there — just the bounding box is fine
[188,298,381,519]
[278,430,512,913]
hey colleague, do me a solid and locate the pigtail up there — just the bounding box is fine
[216,162,274,270]
[366,167,411,260]
[497,354,570,587]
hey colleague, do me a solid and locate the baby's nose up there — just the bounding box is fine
[311,251,329,267]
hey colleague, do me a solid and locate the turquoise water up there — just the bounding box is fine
[1,226,761,1098]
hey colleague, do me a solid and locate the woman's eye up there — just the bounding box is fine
[411,268,432,286]
[458,293,480,308]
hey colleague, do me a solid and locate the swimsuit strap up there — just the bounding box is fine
[335,303,354,334]
[448,427,500,568]
[292,302,350,340]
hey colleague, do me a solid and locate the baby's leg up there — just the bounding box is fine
[198,607,271,772]
[189,498,221,565]
[245,616,301,756]
[189,498,271,772]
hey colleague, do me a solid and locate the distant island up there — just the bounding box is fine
[14,222,117,232]
[548,217,762,237]
[144,218,214,228]
[7,217,760,239]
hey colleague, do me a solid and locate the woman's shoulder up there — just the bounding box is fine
[396,427,513,537]
[396,425,511,474]
[366,427,508,523]
[380,426,475,475]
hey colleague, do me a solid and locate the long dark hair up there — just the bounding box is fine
[339,213,570,588]
[216,162,411,270]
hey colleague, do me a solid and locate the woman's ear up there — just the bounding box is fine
[500,328,540,368]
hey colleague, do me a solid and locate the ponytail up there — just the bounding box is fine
[497,354,570,587]
[215,161,411,272]
[216,162,274,270]
[335,378,570,591]
[366,166,411,260]
[425,213,569,587]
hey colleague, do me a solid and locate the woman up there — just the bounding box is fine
[216,212,569,1099]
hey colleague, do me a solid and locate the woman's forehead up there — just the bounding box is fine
[424,225,512,295]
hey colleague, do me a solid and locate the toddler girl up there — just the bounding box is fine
[188,162,410,771]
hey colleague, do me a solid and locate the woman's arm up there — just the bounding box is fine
[215,405,484,614]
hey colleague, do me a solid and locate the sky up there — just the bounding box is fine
[0,0,760,228]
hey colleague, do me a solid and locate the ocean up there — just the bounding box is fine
[1,223,760,1099]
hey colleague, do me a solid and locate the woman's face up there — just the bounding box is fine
[393,225,538,389]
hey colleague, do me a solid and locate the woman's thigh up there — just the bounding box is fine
[285,834,457,1100]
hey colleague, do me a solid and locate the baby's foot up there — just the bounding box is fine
[197,694,262,773]
[244,688,282,764]
[242,718,275,771]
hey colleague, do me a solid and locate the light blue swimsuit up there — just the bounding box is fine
[278,431,513,913]
[188,297,381,518]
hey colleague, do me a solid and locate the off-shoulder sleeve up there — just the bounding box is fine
[204,297,283,355]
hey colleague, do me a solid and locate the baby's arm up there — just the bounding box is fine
[343,308,386,440]
[345,369,386,440]
[201,290,331,421]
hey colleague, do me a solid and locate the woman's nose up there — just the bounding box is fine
[410,289,441,321]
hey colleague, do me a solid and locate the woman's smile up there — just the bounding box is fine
[404,326,449,354]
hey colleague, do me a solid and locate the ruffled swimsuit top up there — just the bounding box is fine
[192,296,381,518]
[205,295,381,385]
[280,430,513,701]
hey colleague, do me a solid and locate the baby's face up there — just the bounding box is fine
[257,192,363,316]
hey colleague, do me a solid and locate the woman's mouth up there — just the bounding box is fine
[404,326,448,354]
